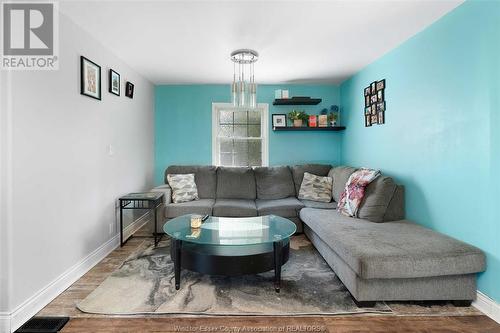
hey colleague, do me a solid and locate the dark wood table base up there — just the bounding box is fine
[171,240,290,292]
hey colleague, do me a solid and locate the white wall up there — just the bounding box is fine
[1,69,13,332]
[1,12,154,332]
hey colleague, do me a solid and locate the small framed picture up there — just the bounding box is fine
[376,101,386,112]
[371,114,378,124]
[365,107,371,115]
[377,89,384,101]
[80,56,101,100]
[109,69,120,96]
[364,87,371,96]
[370,94,378,104]
[272,114,287,128]
[378,111,385,124]
[125,82,134,98]
[365,114,372,127]
[365,96,370,107]
[370,81,377,94]
[371,104,377,115]
[376,79,386,91]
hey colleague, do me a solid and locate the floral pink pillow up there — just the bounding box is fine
[338,168,380,217]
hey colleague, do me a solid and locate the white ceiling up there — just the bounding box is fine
[60,0,463,85]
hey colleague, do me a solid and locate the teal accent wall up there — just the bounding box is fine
[340,1,500,302]
[155,84,341,184]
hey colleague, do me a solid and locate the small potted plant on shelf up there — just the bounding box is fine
[328,112,338,127]
[288,110,308,127]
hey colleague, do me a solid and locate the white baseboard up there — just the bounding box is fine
[8,234,119,333]
[0,313,10,333]
[473,291,500,324]
[6,211,152,333]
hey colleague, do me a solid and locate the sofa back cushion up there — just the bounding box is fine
[358,175,400,222]
[328,166,357,202]
[254,166,295,199]
[384,185,405,221]
[165,165,217,199]
[216,167,256,199]
[291,164,332,195]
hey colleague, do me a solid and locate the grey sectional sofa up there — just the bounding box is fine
[152,164,486,306]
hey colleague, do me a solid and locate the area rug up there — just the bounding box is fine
[77,235,391,316]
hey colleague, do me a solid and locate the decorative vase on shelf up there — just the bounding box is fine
[293,119,303,127]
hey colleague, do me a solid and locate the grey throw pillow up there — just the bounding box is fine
[298,172,333,203]
[166,173,199,203]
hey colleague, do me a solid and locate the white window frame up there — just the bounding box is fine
[212,102,269,167]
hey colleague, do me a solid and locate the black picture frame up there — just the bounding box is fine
[272,114,287,128]
[376,101,386,112]
[365,114,372,127]
[376,79,386,91]
[125,81,134,98]
[364,79,386,127]
[109,69,120,96]
[377,89,384,101]
[378,111,385,124]
[80,56,101,100]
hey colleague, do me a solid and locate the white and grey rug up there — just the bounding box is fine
[77,235,391,315]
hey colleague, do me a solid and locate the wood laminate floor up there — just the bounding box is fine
[36,229,500,333]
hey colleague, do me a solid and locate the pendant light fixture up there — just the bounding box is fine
[230,49,258,108]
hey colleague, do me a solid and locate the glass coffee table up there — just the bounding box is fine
[163,214,296,293]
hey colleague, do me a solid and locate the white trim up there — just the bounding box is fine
[473,291,500,324]
[211,103,269,167]
[0,67,13,333]
[261,103,269,167]
[8,235,119,332]
[0,313,10,333]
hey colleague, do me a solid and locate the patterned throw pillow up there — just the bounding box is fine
[338,168,380,217]
[166,173,199,203]
[298,172,333,203]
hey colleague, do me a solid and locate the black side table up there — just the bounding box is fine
[119,192,164,247]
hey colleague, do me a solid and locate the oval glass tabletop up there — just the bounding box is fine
[163,214,296,246]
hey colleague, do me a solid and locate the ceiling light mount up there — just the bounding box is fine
[230,49,259,64]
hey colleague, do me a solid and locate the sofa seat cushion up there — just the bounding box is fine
[300,208,486,279]
[165,199,214,218]
[213,199,257,217]
[255,197,304,218]
[254,166,296,199]
[300,200,337,210]
[217,167,256,200]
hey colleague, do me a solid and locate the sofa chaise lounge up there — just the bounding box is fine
[152,164,486,306]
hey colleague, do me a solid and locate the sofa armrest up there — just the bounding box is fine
[151,184,172,205]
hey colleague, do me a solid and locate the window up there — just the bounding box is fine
[212,103,269,167]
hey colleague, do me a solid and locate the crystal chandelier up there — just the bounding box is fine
[230,49,258,108]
